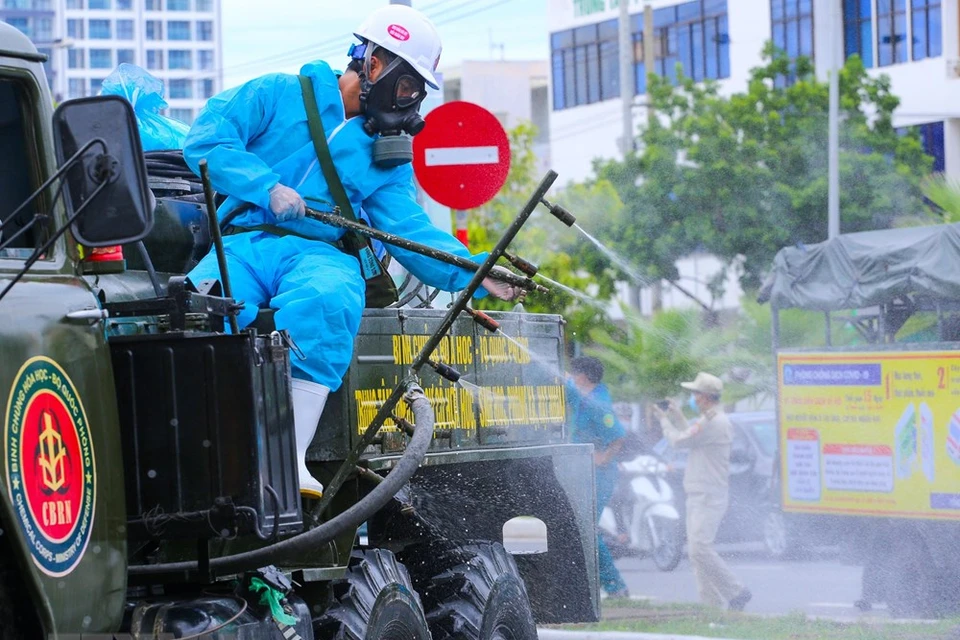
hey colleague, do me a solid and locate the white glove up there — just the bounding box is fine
[269,184,306,222]
[482,266,525,302]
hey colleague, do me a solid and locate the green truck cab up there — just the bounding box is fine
[0,24,600,640]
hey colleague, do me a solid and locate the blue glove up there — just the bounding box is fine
[269,184,306,222]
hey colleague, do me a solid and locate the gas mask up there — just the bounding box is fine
[352,43,427,167]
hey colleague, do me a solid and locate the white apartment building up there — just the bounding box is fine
[547,0,955,313]
[0,0,223,123]
[443,60,552,175]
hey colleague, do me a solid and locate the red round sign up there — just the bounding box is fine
[413,101,511,211]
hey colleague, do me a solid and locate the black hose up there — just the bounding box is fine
[136,241,163,298]
[127,385,434,578]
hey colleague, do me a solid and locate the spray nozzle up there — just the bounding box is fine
[427,359,462,383]
[465,307,501,333]
[501,251,539,278]
[539,197,577,227]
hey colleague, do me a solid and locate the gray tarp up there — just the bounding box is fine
[758,223,960,310]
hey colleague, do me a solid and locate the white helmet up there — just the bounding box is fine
[354,4,442,90]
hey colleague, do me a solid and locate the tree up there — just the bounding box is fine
[468,123,619,341]
[597,45,932,292]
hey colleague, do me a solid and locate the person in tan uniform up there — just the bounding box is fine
[654,372,752,610]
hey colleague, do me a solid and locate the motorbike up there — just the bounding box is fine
[599,453,683,572]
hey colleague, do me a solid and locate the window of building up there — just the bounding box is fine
[35,16,51,41]
[116,19,134,40]
[198,49,214,70]
[550,0,730,111]
[145,0,161,9]
[117,48,135,65]
[66,0,83,8]
[167,0,189,10]
[145,20,162,40]
[68,48,84,68]
[88,0,110,8]
[88,19,110,39]
[168,49,192,69]
[167,20,190,40]
[5,18,29,38]
[116,0,132,8]
[196,0,212,10]
[199,77,214,98]
[843,0,874,67]
[169,107,193,123]
[168,78,192,98]
[67,18,84,39]
[197,20,214,41]
[877,0,908,66]
[68,78,86,98]
[919,121,945,172]
[90,77,104,95]
[146,49,163,69]
[912,0,942,61]
[89,48,112,69]
[771,0,814,60]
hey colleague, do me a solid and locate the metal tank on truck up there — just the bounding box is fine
[0,23,600,639]
[759,222,960,618]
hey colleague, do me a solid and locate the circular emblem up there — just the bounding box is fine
[387,24,410,41]
[4,357,95,577]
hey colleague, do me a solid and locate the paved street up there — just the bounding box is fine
[611,543,887,620]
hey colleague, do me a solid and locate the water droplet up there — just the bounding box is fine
[202,439,211,448]
[147,469,157,479]
[221,529,230,537]
[82,616,92,627]
[169,418,179,427]
[93,545,101,554]
[58,581,65,589]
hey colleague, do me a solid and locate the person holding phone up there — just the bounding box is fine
[653,372,751,610]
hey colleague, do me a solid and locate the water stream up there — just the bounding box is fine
[536,274,606,308]
[573,222,648,286]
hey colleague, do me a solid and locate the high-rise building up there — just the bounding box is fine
[0,0,222,123]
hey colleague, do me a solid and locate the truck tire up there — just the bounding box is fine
[421,542,538,640]
[314,549,431,640]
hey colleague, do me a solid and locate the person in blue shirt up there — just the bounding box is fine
[568,356,629,598]
[183,5,520,498]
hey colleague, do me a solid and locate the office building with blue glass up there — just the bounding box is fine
[0,0,222,124]
[548,0,955,183]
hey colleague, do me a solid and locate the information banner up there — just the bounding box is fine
[779,351,960,519]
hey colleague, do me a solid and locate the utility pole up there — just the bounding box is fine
[827,0,841,239]
[618,0,634,158]
[643,3,663,312]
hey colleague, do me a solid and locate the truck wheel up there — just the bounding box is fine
[421,542,538,640]
[314,549,431,640]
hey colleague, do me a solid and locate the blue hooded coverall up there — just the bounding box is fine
[184,61,485,391]
[567,380,629,595]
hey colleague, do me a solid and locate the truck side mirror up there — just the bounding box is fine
[52,95,153,247]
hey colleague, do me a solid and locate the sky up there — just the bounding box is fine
[220,0,549,88]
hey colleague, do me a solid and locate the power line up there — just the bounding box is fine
[219,0,509,80]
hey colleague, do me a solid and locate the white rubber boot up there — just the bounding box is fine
[291,379,329,498]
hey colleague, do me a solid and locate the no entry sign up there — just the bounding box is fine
[413,101,511,210]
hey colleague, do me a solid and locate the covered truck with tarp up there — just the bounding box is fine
[759,222,960,617]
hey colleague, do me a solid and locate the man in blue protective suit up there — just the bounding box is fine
[184,4,521,498]
[567,356,629,599]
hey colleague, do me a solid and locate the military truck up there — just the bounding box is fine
[0,24,599,639]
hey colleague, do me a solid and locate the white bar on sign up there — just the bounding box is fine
[425,146,499,167]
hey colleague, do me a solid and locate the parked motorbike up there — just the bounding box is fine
[599,453,683,572]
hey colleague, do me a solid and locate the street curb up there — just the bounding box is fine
[538,630,742,640]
